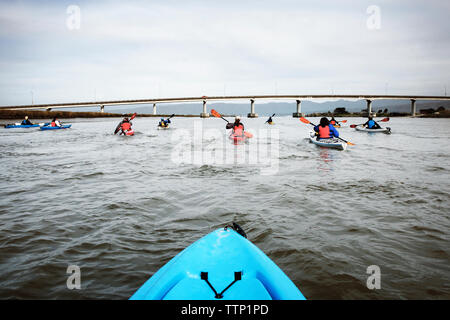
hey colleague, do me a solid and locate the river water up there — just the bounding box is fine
[0,116,449,299]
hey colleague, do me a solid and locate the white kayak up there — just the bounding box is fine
[355,126,391,134]
[309,132,347,150]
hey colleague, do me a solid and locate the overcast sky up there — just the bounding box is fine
[0,0,449,105]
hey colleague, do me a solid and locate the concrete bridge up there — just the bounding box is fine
[1,94,449,117]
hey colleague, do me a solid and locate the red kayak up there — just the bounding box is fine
[124,130,134,136]
[229,131,253,144]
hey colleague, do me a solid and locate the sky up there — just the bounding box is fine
[0,0,449,106]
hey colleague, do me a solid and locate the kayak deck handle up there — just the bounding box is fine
[200,271,242,299]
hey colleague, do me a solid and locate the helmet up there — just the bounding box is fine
[235,116,240,121]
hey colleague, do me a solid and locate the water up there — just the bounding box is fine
[0,116,449,299]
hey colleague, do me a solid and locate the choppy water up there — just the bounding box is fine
[0,116,449,299]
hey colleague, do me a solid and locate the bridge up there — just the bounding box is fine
[1,94,449,117]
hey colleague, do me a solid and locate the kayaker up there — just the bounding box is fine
[313,117,339,140]
[363,116,381,129]
[50,117,61,127]
[158,117,171,128]
[267,116,273,124]
[330,117,340,126]
[21,116,33,125]
[226,116,245,136]
[119,117,132,135]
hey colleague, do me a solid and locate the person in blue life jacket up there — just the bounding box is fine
[21,116,33,125]
[313,117,339,140]
[363,116,381,129]
[159,117,171,128]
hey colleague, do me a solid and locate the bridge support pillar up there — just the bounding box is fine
[200,100,209,118]
[366,99,373,116]
[293,100,304,117]
[410,99,416,117]
[153,103,157,115]
[100,105,104,113]
[247,99,258,118]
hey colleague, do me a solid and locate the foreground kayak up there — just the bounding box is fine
[355,126,391,134]
[5,123,49,129]
[130,224,305,300]
[40,125,72,131]
[309,132,347,150]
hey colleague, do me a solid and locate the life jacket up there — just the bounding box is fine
[331,120,336,125]
[318,125,331,139]
[233,124,244,136]
[367,120,375,128]
[51,121,57,127]
[121,122,131,131]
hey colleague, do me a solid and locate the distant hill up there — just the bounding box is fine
[56,99,450,116]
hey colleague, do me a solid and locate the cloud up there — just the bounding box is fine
[0,0,449,105]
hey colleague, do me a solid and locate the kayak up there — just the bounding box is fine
[5,123,49,129]
[267,122,274,125]
[229,131,252,144]
[130,224,305,300]
[309,132,347,150]
[122,130,134,136]
[355,126,391,134]
[40,125,72,131]
[157,125,170,130]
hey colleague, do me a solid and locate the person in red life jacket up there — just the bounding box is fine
[119,117,132,135]
[50,117,61,127]
[226,116,245,136]
[313,117,339,140]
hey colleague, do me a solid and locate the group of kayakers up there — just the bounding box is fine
[114,115,173,135]
[20,116,62,127]
[16,114,383,140]
[312,116,382,140]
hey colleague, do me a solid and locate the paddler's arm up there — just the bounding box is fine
[330,125,339,137]
[226,123,234,129]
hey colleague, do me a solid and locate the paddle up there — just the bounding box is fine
[299,117,355,146]
[211,109,253,139]
[265,113,275,123]
[115,112,137,134]
[350,117,389,128]
[211,109,229,123]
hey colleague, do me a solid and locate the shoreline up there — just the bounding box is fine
[1,109,449,121]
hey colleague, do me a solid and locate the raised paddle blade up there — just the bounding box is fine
[341,120,347,123]
[299,117,311,124]
[380,117,390,122]
[168,114,175,119]
[210,109,221,118]
[130,112,137,120]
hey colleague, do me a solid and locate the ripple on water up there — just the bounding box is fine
[0,117,449,299]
